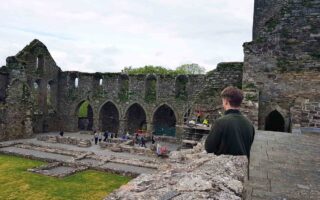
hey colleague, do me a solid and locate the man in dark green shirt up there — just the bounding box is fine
[205,86,255,158]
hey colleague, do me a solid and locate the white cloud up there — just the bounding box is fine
[0,0,254,72]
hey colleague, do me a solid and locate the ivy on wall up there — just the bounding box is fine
[118,79,129,102]
[78,100,89,118]
[175,77,188,101]
[145,79,156,103]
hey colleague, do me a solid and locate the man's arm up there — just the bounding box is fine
[205,121,223,154]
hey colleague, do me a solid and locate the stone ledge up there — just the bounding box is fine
[37,135,91,147]
[105,148,248,200]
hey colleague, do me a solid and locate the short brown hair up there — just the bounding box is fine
[221,86,244,107]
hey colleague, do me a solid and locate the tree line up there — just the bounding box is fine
[121,63,206,75]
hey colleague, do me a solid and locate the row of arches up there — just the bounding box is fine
[76,101,177,136]
[76,102,288,135]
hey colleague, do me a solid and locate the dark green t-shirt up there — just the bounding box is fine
[205,109,255,158]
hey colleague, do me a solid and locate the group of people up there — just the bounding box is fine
[93,130,117,145]
[91,130,158,149]
[133,133,155,148]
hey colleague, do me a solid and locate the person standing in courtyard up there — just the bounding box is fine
[103,131,108,142]
[205,86,255,159]
[93,131,99,145]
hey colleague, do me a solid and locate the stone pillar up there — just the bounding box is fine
[175,123,185,140]
[118,119,126,135]
[93,116,99,131]
[147,122,153,137]
[241,89,259,129]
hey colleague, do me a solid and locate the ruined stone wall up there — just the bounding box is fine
[292,100,320,129]
[0,39,243,141]
[0,40,61,141]
[192,62,243,124]
[244,0,320,131]
[58,65,242,138]
[14,40,61,133]
[253,0,282,40]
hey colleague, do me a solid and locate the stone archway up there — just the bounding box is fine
[76,100,93,131]
[99,101,119,133]
[125,103,147,134]
[265,110,285,132]
[153,104,176,137]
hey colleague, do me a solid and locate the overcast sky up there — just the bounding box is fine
[0,0,254,73]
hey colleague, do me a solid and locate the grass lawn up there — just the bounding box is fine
[0,154,131,200]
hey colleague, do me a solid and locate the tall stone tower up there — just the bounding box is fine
[243,0,320,133]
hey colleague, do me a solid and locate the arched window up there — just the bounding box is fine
[47,81,53,106]
[33,80,41,105]
[145,75,157,103]
[75,78,79,88]
[33,82,39,90]
[36,55,44,72]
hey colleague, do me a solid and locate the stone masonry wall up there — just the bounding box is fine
[0,39,243,141]
[299,101,320,128]
[58,63,242,138]
[243,0,320,131]
[0,39,61,141]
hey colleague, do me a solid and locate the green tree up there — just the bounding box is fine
[122,65,179,75]
[176,63,206,74]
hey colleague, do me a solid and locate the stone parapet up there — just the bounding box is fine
[105,146,248,200]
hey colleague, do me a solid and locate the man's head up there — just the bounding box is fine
[221,86,244,110]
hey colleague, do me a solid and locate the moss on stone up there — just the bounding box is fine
[310,51,320,60]
[302,0,312,7]
[277,59,290,72]
[245,93,258,101]
[78,100,89,118]
[243,83,257,89]
[216,62,243,72]
[265,17,279,32]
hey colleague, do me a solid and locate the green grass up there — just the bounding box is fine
[0,154,131,200]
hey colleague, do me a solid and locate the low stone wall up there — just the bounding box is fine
[99,140,154,156]
[28,162,88,178]
[37,135,91,147]
[105,145,248,200]
[154,136,180,143]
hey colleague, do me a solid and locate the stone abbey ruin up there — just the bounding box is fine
[1,0,319,140]
[0,0,319,199]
